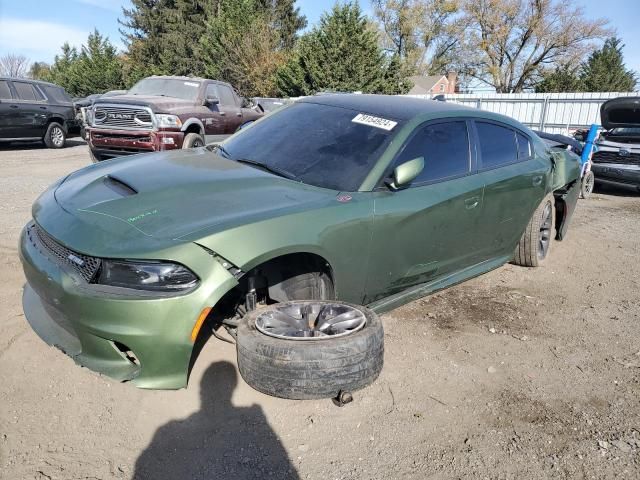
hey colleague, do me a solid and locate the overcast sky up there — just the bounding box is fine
[0,0,638,75]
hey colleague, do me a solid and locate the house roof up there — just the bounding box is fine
[407,75,448,95]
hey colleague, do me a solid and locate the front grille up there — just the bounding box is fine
[27,223,101,282]
[592,150,640,166]
[93,105,153,129]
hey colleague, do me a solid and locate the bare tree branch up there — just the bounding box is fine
[0,54,31,78]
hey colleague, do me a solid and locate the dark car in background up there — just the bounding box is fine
[87,76,264,162]
[0,78,78,148]
[591,96,640,192]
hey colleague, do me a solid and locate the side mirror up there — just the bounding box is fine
[388,157,424,189]
[204,95,220,106]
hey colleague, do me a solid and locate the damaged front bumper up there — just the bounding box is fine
[19,223,238,389]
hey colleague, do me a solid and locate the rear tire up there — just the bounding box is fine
[237,301,384,400]
[183,132,205,148]
[44,122,66,149]
[513,194,555,267]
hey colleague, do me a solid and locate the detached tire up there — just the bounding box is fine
[237,301,384,400]
[513,194,555,267]
[44,122,66,149]
[183,132,205,148]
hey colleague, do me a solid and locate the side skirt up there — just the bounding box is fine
[366,255,511,314]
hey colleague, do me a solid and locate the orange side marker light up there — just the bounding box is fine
[191,307,212,342]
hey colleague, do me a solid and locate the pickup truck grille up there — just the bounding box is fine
[93,105,153,129]
[27,223,101,282]
[592,150,640,166]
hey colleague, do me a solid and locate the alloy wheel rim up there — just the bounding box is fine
[584,172,595,195]
[51,127,64,147]
[255,302,367,340]
[538,202,552,260]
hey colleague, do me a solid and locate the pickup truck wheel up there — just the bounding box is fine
[513,194,555,267]
[236,301,384,400]
[183,132,205,148]
[44,122,66,149]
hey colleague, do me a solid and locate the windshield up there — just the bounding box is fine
[128,78,201,101]
[219,102,400,191]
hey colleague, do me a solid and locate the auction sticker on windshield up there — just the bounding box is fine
[184,82,199,87]
[352,113,397,131]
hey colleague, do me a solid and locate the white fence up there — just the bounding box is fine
[406,92,640,134]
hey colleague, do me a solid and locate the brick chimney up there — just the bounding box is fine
[446,71,458,93]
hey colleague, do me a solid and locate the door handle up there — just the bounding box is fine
[236,112,242,117]
[532,175,543,186]
[9,105,18,109]
[219,111,226,116]
[39,106,47,110]
[464,196,480,210]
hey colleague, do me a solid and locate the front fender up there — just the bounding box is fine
[554,179,580,241]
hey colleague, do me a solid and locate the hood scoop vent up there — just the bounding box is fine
[103,174,138,197]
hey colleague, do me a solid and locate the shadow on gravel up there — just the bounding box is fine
[134,361,299,480]
[0,139,86,150]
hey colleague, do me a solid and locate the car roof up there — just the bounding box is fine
[0,77,61,88]
[145,75,231,87]
[300,94,478,121]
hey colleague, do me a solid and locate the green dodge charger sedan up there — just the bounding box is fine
[19,95,581,389]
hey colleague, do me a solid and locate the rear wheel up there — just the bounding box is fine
[183,132,205,148]
[513,194,555,267]
[44,122,66,149]
[581,170,595,199]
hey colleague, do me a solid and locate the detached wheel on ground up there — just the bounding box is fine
[183,133,205,148]
[580,170,595,199]
[43,122,66,149]
[513,194,555,267]
[236,301,384,400]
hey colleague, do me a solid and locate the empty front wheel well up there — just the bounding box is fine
[183,122,203,135]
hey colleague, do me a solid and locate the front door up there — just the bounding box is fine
[364,120,485,303]
[216,84,243,133]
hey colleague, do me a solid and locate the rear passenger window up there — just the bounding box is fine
[476,122,518,168]
[42,85,72,103]
[0,81,12,100]
[395,121,470,185]
[516,132,531,159]
[13,82,43,101]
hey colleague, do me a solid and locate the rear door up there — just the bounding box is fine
[0,80,17,139]
[473,120,549,259]
[11,81,48,138]
[364,119,485,303]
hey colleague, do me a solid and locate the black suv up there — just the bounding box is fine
[0,78,78,148]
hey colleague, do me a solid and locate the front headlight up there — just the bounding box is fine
[156,114,182,129]
[95,260,198,291]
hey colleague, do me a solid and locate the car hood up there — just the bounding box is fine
[53,149,335,242]
[92,94,194,113]
[600,96,640,130]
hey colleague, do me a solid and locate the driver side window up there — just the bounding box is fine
[393,121,471,186]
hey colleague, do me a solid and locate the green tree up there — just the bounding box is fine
[47,31,124,97]
[276,2,410,96]
[535,64,583,93]
[199,0,306,97]
[581,37,637,92]
[28,62,51,81]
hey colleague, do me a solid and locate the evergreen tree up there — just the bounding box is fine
[276,2,410,96]
[581,37,637,92]
[46,31,125,97]
[535,64,583,93]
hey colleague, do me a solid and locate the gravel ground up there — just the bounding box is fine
[1,141,639,480]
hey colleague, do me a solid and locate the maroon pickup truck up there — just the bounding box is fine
[87,76,264,162]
